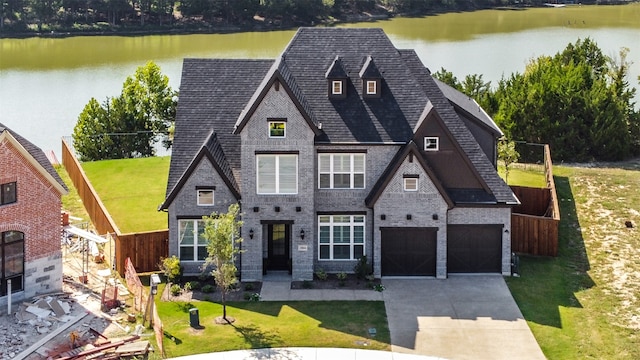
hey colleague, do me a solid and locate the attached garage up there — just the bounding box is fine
[381,227,437,276]
[447,224,502,273]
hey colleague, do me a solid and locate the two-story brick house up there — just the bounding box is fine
[160,28,519,281]
[0,123,68,307]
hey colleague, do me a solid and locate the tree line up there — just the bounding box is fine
[73,38,639,163]
[435,38,640,162]
[0,0,623,34]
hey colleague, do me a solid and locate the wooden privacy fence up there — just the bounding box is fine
[62,138,168,275]
[511,144,560,256]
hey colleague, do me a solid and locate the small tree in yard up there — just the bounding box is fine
[203,203,243,323]
[498,138,520,185]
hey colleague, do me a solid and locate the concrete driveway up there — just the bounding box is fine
[382,275,546,360]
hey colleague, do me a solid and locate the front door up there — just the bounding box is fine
[267,224,290,271]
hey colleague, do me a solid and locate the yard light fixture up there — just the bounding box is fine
[300,229,305,240]
[249,228,254,239]
[150,274,161,295]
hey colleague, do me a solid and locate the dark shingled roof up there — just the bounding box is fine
[0,122,67,192]
[165,59,273,198]
[359,56,382,79]
[278,27,420,143]
[398,48,518,204]
[166,28,518,206]
[160,131,240,210]
[325,56,347,79]
[432,77,503,137]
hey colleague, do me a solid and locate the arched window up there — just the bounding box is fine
[1,231,24,296]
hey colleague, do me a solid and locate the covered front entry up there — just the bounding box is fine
[381,227,437,276]
[266,223,291,272]
[447,224,502,273]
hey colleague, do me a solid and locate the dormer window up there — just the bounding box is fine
[326,56,348,99]
[366,80,377,95]
[269,120,286,138]
[424,137,439,151]
[332,80,344,95]
[359,56,382,98]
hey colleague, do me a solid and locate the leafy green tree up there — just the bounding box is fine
[72,61,177,161]
[203,203,243,322]
[497,138,519,185]
[494,38,640,161]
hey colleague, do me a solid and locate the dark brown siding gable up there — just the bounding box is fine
[414,111,486,190]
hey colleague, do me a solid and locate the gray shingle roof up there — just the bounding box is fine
[279,27,420,143]
[167,28,518,206]
[398,48,518,204]
[0,122,68,192]
[432,77,503,137]
[165,59,273,197]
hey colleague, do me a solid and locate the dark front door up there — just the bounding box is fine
[267,224,290,271]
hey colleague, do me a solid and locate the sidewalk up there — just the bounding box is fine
[170,347,445,360]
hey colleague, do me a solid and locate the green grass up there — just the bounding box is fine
[81,156,170,233]
[506,164,640,359]
[155,299,390,358]
[56,165,91,224]
[498,163,547,188]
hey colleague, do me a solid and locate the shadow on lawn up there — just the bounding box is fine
[231,323,283,349]
[508,175,595,328]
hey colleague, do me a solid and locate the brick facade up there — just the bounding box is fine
[0,137,63,306]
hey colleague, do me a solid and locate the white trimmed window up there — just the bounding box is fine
[404,177,418,191]
[197,189,214,206]
[366,80,377,95]
[332,80,343,95]
[269,121,286,138]
[256,154,298,194]
[424,137,439,151]
[318,215,365,260]
[318,153,365,189]
[178,220,208,261]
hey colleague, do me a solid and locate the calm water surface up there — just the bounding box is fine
[1,4,638,155]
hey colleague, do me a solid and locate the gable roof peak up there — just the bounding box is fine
[325,55,347,79]
[359,55,382,79]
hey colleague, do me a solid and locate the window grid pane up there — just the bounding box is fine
[318,154,365,189]
[317,215,365,260]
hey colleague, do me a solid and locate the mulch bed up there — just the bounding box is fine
[162,281,262,302]
[291,274,380,290]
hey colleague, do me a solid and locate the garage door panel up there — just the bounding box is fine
[448,225,502,273]
[381,227,436,276]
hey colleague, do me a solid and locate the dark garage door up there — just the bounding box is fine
[381,227,437,276]
[447,224,502,273]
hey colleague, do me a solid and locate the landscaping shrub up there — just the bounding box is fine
[336,272,347,287]
[201,284,215,293]
[354,256,371,280]
[159,256,183,284]
[185,281,201,291]
[315,268,328,281]
[170,284,182,296]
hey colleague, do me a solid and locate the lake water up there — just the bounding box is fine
[1,4,639,156]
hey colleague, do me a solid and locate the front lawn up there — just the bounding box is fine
[155,299,390,358]
[82,156,170,233]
